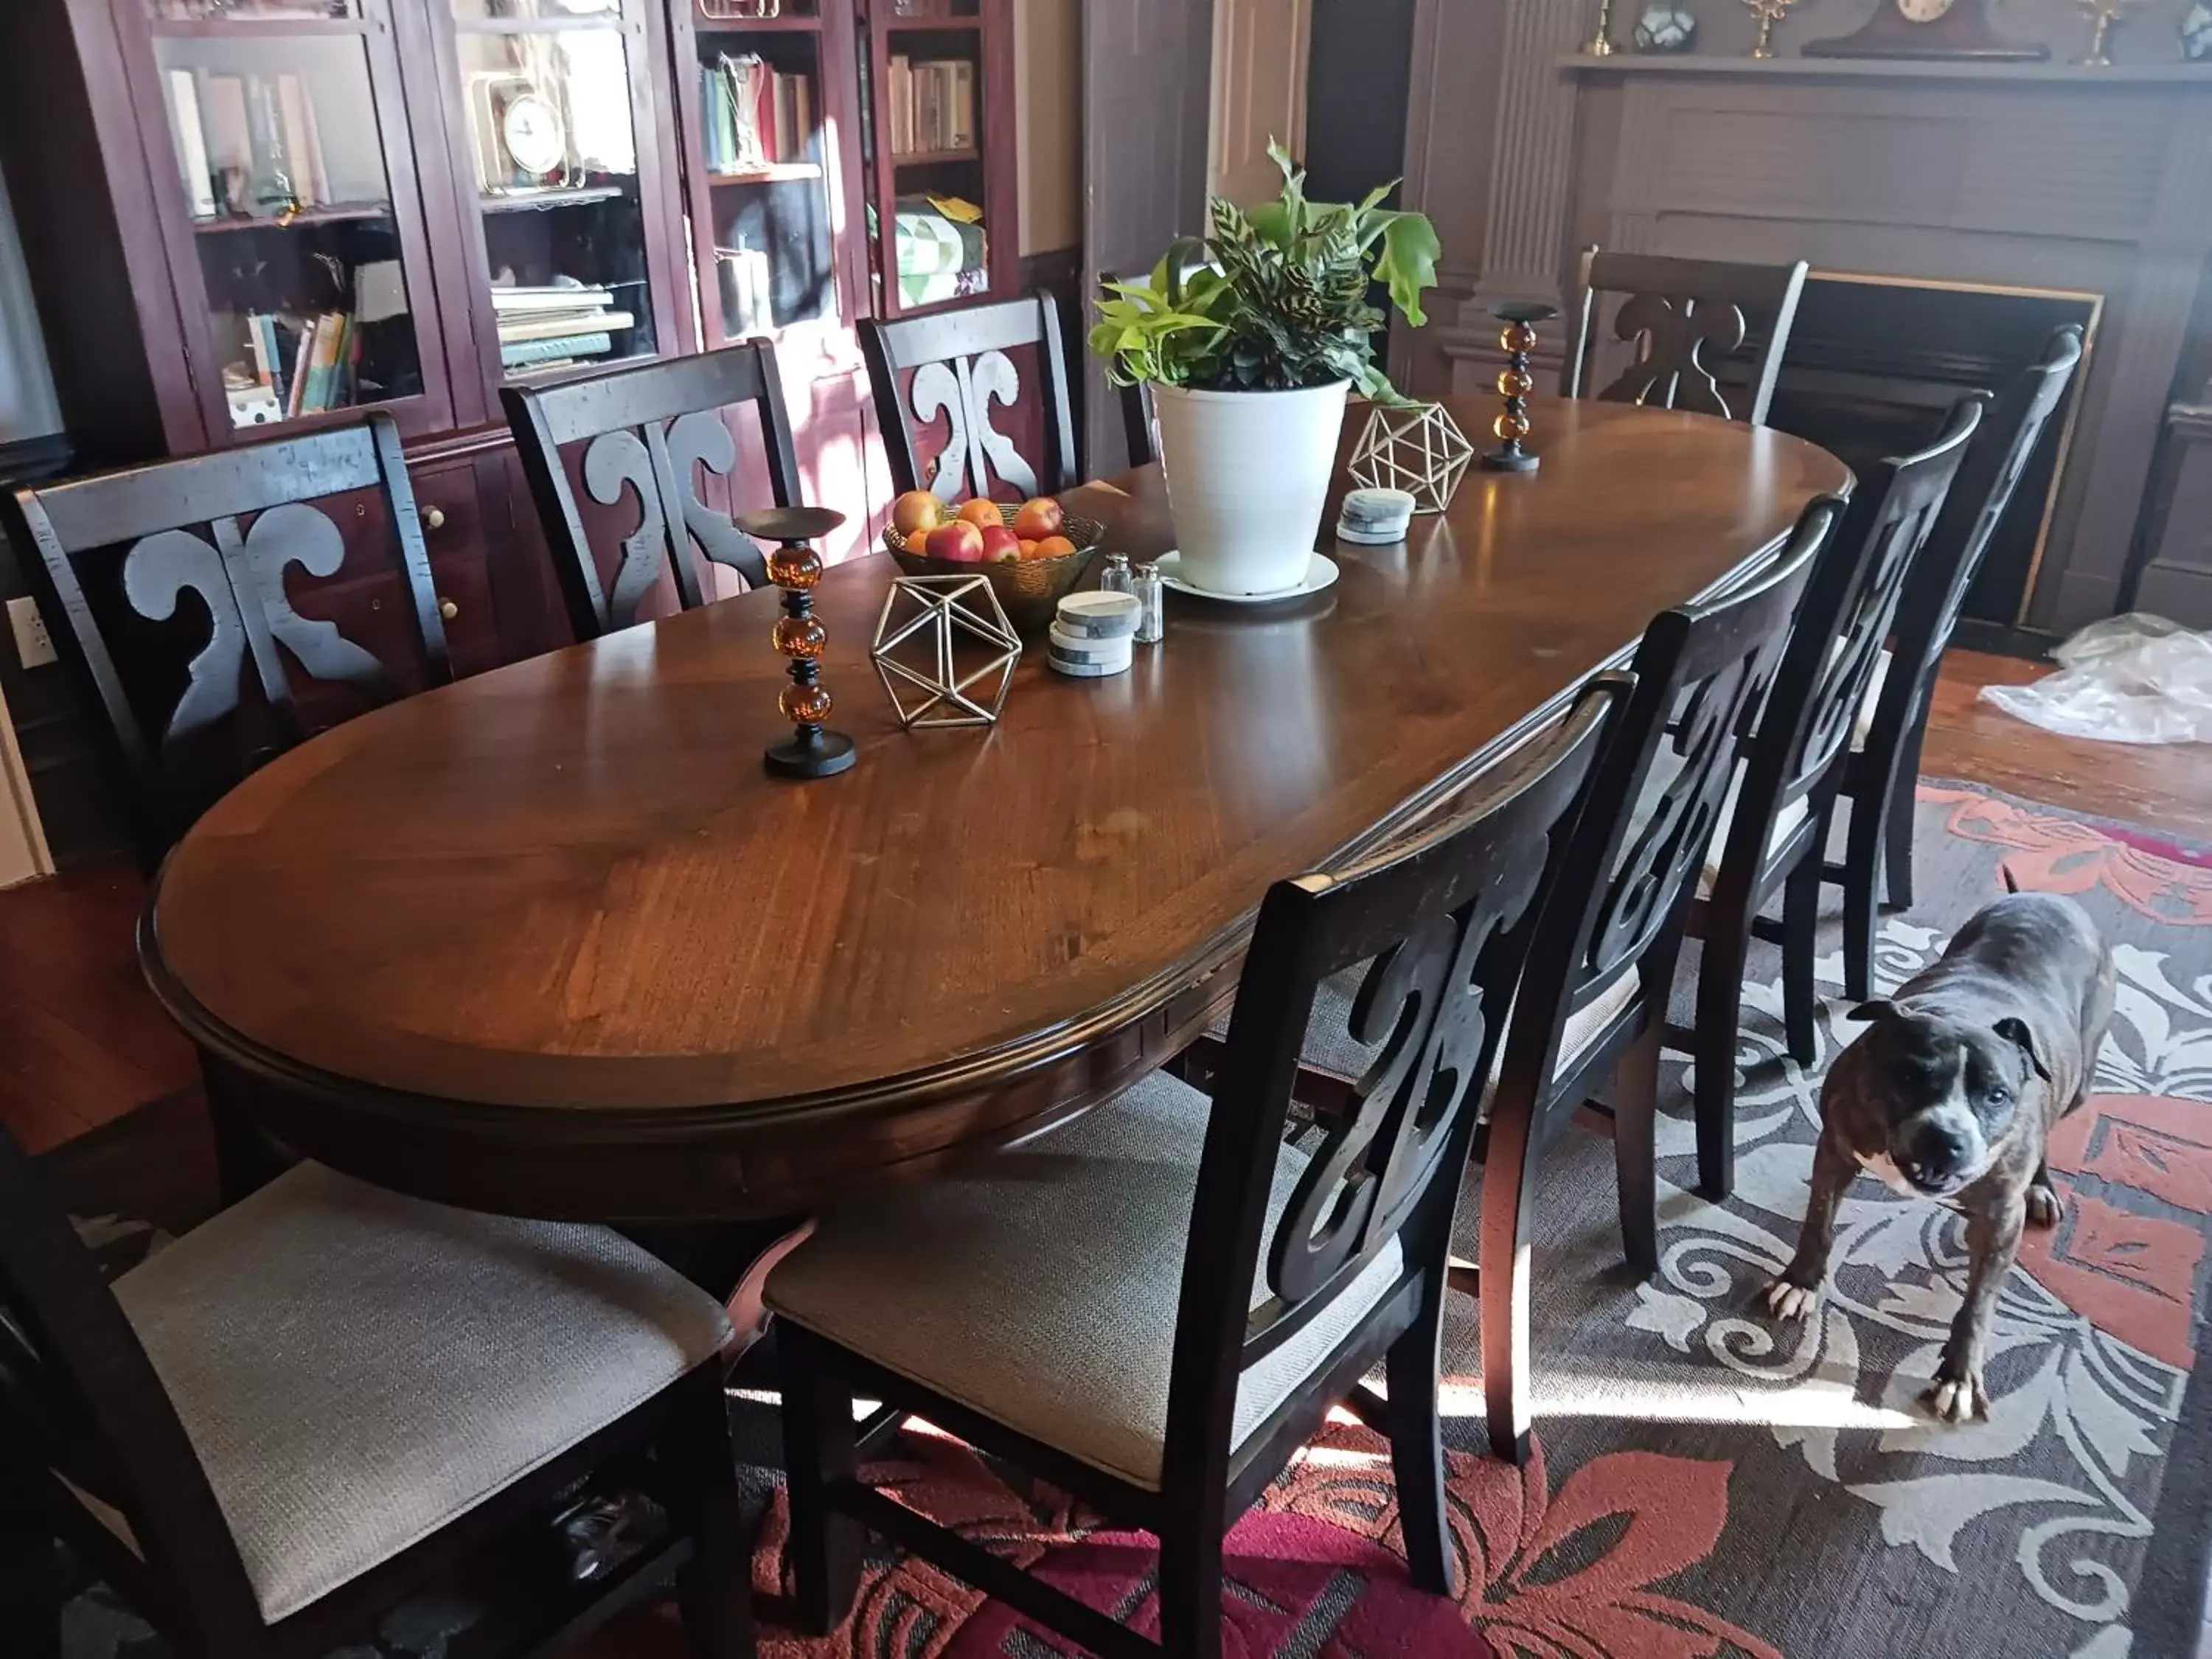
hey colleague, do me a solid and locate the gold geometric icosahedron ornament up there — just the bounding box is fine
[870,574,1023,730]
[1346,403,1477,515]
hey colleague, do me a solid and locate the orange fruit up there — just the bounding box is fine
[956,498,1002,529]
[1034,535,1077,559]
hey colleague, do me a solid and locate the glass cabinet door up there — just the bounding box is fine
[136,0,447,437]
[448,0,672,382]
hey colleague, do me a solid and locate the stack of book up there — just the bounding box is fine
[167,68,334,219]
[882,56,975,159]
[232,310,357,419]
[700,55,815,176]
[492,282,631,373]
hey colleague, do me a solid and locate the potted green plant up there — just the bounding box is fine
[1089,145,1440,597]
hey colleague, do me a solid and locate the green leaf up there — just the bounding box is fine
[1371,210,1441,328]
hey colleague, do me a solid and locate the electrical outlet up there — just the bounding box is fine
[7,596,56,670]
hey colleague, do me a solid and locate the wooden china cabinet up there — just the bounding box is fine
[0,0,1020,687]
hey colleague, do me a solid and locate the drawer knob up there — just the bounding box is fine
[423,507,448,532]
[439,597,459,622]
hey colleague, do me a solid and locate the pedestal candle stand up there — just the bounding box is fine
[736,506,857,780]
[1480,301,1558,474]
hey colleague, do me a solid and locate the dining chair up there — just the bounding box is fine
[861,290,1079,501]
[0,1124,748,1659]
[1563,247,1810,425]
[1474,501,1839,1462]
[0,414,451,872]
[1680,399,1983,1202]
[1829,325,2086,1001]
[763,686,1618,1659]
[502,340,801,642]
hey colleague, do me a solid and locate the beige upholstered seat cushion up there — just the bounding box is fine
[765,1070,1402,1492]
[1301,959,1638,1091]
[113,1163,732,1624]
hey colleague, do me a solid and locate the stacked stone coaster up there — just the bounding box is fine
[1049,590,1141,678]
[1337,487,1416,546]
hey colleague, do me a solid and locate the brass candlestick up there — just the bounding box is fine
[737,506,857,780]
[1480,302,1557,475]
[1744,0,1797,56]
[2076,0,2138,63]
[1585,0,1620,55]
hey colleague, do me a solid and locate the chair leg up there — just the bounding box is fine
[779,1346,862,1636]
[1383,1289,1459,1597]
[1613,1021,1660,1279]
[668,1369,755,1659]
[1478,1081,1550,1466]
[1693,907,1751,1204]
[1782,850,1823,1066]
[1883,711,1927,914]
[1155,1512,1225,1659]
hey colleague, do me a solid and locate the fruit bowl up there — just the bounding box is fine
[883,507,1106,634]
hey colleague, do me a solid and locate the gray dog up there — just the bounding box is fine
[1763,883,2114,1422]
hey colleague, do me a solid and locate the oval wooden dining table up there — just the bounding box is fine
[142,395,1850,1222]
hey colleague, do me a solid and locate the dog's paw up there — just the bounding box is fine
[1921,1369,1991,1425]
[1761,1276,1820,1322]
[2026,1180,2062,1230]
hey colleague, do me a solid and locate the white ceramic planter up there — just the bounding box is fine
[1150,379,1351,596]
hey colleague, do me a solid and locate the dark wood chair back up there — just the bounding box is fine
[502,340,802,642]
[1,415,450,867]
[1728,398,1983,877]
[1531,505,1837,1062]
[861,291,1079,502]
[1874,326,2085,756]
[1565,248,1809,425]
[1163,684,1616,1495]
[0,1122,276,1657]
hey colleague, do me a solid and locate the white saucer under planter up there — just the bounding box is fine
[1150,379,1351,597]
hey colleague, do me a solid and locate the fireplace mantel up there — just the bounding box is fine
[1559,55,2212,86]
[1402,8,2212,637]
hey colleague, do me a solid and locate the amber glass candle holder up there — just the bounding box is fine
[736,506,856,780]
[1480,301,1558,475]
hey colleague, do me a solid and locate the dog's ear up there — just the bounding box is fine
[1993,1016,2051,1082]
[1848,999,1895,1024]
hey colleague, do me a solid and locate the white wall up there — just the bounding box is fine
[0,167,60,444]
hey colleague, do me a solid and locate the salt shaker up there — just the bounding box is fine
[1133,560,1165,644]
[1100,552,1134,597]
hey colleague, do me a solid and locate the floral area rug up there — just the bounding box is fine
[41,783,2212,1659]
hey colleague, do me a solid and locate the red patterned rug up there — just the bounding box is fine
[41,782,2212,1659]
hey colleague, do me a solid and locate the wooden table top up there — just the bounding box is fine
[145,396,1850,1220]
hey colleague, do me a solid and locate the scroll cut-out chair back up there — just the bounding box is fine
[503,340,803,641]
[1565,248,1809,426]
[862,291,1079,502]
[1,415,451,867]
[1161,686,1616,1476]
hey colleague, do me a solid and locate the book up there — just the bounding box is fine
[168,70,217,218]
[500,333,613,369]
[948,62,974,150]
[274,74,321,206]
[284,319,316,418]
[491,284,616,314]
[198,72,253,214]
[495,310,635,344]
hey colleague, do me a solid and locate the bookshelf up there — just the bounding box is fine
[668,0,864,349]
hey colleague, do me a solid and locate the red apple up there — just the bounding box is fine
[891,490,945,537]
[979,525,1022,563]
[956,498,1003,530]
[1012,497,1065,540]
[931,520,987,563]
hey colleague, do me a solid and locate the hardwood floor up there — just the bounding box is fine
[0,648,2205,1164]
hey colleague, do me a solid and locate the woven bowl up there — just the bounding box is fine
[884,507,1105,634]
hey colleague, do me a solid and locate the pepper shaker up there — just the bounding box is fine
[1100,552,1134,597]
[1133,560,1165,644]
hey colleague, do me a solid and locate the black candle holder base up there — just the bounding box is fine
[1481,448,1541,474]
[764,728,856,779]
